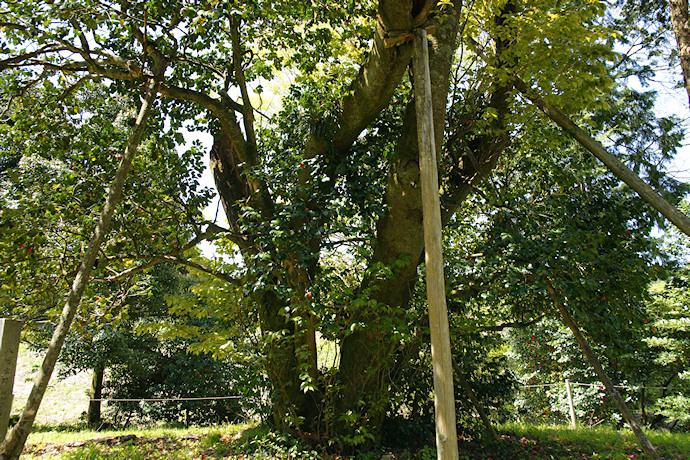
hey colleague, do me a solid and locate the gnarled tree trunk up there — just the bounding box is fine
[208,0,427,436]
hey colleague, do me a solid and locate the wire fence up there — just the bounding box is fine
[517,380,688,428]
[520,382,689,391]
[85,382,688,404]
[88,396,244,403]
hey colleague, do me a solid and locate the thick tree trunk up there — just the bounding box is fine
[669,0,690,106]
[335,0,521,445]
[257,288,321,432]
[209,132,322,432]
[208,3,421,436]
[87,363,105,429]
[545,280,659,460]
[337,3,461,445]
[0,80,159,460]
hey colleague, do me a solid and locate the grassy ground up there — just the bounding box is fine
[16,422,690,459]
[12,344,91,425]
[22,424,253,460]
[485,423,690,459]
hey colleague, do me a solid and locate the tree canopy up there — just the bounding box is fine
[1,0,689,457]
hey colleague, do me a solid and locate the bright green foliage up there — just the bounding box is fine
[460,0,616,114]
[641,267,690,428]
[1,0,689,449]
[58,263,264,428]
[0,80,211,328]
[152,253,251,359]
[457,146,658,343]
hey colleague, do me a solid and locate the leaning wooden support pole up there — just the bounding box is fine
[413,29,459,460]
[452,360,499,442]
[544,280,659,460]
[514,78,690,238]
[0,80,159,460]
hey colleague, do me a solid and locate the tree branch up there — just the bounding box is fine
[95,221,243,284]
[302,0,419,166]
[130,21,168,74]
[157,256,241,285]
[455,314,546,335]
[230,16,257,161]
[0,46,64,70]
[97,255,240,285]
[158,83,252,166]
[514,77,690,238]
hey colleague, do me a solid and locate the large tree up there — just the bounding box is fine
[1,0,689,454]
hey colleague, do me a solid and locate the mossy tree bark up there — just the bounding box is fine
[669,0,690,106]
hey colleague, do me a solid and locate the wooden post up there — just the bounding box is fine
[513,78,690,239]
[545,280,659,459]
[453,361,498,442]
[0,319,22,443]
[565,379,577,429]
[413,28,459,460]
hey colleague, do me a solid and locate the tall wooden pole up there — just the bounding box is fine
[545,280,659,459]
[0,319,22,443]
[513,78,690,239]
[413,28,459,460]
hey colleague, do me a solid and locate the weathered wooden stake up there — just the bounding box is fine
[0,319,22,443]
[453,361,498,442]
[545,280,659,459]
[565,378,577,429]
[413,28,459,460]
[513,78,690,239]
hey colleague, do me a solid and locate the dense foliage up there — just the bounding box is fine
[1,0,689,456]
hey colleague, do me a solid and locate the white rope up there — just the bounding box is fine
[89,396,244,402]
[519,382,689,391]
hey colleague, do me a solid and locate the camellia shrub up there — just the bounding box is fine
[104,335,265,427]
[509,319,638,427]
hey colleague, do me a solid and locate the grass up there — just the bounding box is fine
[493,422,690,459]
[12,344,92,425]
[23,423,253,459]
[26,422,252,447]
[16,421,690,459]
